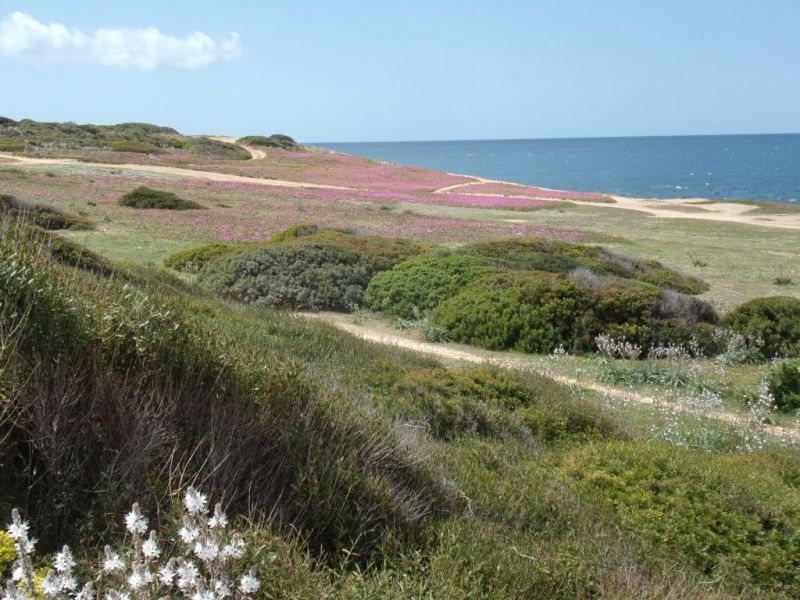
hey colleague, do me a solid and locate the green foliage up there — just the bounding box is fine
[0,221,450,558]
[598,360,690,387]
[364,253,496,318]
[724,296,800,358]
[0,139,25,151]
[768,359,800,412]
[119,186,202,210]
[563,442,800,596]
[41,230,116,275]
[238,134,298,149]
[199,243,373,311]
[108,140,160,153]
[0,194,93,230]
[269,223,320,243]
[163,243,239,273]
[0,531,14,578]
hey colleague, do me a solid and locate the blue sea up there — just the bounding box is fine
[320,134,800,204]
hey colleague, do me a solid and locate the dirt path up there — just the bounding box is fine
[299,311,799,439]
[433,177,800,230]
[0,152,351,190]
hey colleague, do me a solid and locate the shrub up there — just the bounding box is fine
[199,244,373,311]
[562,442,800,595]
[431,272,717,355]
[723,296,800,358]
[0,139,24,152]
[364,254,496,319]
[768,359,800,412]
[0,194,93,230]
[238,134,298,149]
[43,231,115,275]
[270,223,320,243]
[119,187,202,210]
[164,243,240,273]
[109,140,160,153]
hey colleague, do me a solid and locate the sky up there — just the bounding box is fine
[1,1,799,142]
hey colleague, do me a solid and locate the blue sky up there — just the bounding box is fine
[2,1,799,142]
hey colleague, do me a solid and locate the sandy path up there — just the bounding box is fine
[0,152,351,190]
[433,177,800,230]
[299,311,799,439]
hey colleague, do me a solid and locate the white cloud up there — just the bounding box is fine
[0,11,242,69]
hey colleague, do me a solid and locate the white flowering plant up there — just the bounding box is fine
[3,488,261,600]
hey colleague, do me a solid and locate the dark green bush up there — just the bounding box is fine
[0,194,93,230]
[238,134,298,149]
[723,296,800,358]
[163,243,240,273]
[199,243,373,311]
[44,232,115,276]
[768,359,800,412]
[430,272,717,355]
[119,187,202,210]
[270,223,320,243]
[0,139,25,151]
[364,253,496,318]
[563,442,800,595]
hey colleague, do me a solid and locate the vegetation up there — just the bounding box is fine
[164,242,240,273]
[237,134,298,150]
[768,359,800,412]
[0,117,250,159]
[119,186,203,210]
[723,296,800,358]
[0,193,93,230]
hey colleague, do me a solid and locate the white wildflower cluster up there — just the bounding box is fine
[595,334,642,361]
[713,328,764,365]
[737,380,777,452]
[549,345,568,360]
[647,342,693,361]
[2,488,260,600]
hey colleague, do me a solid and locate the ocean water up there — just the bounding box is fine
[321,134,800,204]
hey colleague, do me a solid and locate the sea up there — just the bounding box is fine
[320,134,800,204]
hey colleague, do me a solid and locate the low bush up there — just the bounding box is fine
[723,296,800,358]
[119,186,202,210]
[199,243,373,311]
[0,194,93,230]
[364,253,496,318]
[109,140,160,153]
[562,442,800,596]
[164,243,240,273]
[238,134,298,149]
[430,272,718,354]
[41,230,115,275]
[768,359,800,412]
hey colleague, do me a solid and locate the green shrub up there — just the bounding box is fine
[199,243,373,311]
[431,272,717,355]
[43,231,115,275]
[562,442,800,595]
[119,187,202,210]
[109,140,160,153]
[0,194,93,230]
[768,359,800,412]
[273,226,426,272]
[238,134,298,149]
[723,296,800,358]
[0,139,25,152]
[163,243,239,273]
[0,531,14,577]
[364,253,496,318]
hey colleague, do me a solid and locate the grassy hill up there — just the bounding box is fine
[1,122,800,598]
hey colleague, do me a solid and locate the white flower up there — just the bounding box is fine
[104,591,132,600]
[103,546,125,573]
[213,577,232,598]
[74,582,94,600]
[158,559,176,585]
[141,531,160,559]
[220,534,245,561]
[194,539,219,562]
[176,560,199,591]
[40,571,61,597]
[238,569,260,595]
[208,503,228,529]
[179,518,200,544]
[184,488,208,516]
[21,538,36,554]
[127,564,153,590]
[54,545,75,573]
[59,574,77,591]
[6,510,29,541]
[11,565,24,582]
[124,503,148,535]
[191,591,215,600]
